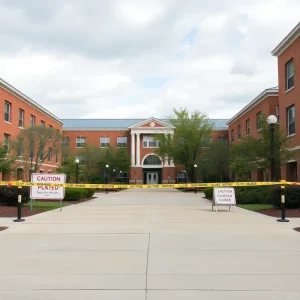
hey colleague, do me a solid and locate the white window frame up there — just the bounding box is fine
[48,147,52,163]
[287,105,295,136]
[143,136,160,148]
[4,101,11,123]
[117,137,127,148]
[286,59,294,91]
[19,109,24,128]
[276,105,280,124]
[237,125,241,140]
[231,129,234,143]
[100,137,110,148]
[41,120,45,127]
[30,115,36,127]
[256,112,262,131]
[246,119,250,136]
[76,137,86,148]
[4,133,10,151]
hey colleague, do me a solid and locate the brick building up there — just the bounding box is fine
[227,22,300,181]
[0,78,63,180]
[62,118,228,184]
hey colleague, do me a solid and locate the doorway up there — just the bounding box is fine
[147,172,158,184]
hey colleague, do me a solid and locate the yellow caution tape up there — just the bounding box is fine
[0,180,296,189]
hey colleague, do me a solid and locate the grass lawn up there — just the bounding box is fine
[237,204,273,211]
[24,201,70,211]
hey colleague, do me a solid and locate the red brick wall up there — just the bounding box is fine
[0,86,63,179]
[228,95,279,142]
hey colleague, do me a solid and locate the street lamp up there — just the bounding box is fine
[119,170,122,183]
[75,158,79,183]
[113,169,115,183]
[267,115,277,181]
[194,164,198,194]
[105,164,109,194]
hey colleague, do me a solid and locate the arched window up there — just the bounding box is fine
[143,155,161,165]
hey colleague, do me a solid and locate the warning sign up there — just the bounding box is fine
[30,173,66,200]
[212,187,236,212]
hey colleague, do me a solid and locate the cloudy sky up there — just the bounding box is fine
[0,0,299,120]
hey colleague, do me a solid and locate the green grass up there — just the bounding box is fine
[237,204,273,211]
[24,201,70,211]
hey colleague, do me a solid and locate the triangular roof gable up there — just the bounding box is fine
[128,117,174,129]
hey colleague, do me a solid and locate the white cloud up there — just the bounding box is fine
[0,0,299,121]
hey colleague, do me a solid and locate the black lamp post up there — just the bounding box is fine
[75,158,79,183]
[194,164,197,194]
[105,164,109,194]
[267,115,277,182]
[120,170,122,183]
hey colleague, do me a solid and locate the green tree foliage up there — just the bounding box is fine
[156,108,213,181]
[10,126,63,180]
[197,141,230,182]
[230,118,293,181]
[0,144,15,174]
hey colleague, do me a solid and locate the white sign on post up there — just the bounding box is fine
[212,187,236,212]
[30,173,66,200]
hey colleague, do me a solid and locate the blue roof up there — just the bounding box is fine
[62,119,228,130]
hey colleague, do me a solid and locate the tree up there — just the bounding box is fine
[230,118,294,181]
[197,141,230,182]
[11,126,63,181]
[0,144,15,175]
[156,108,213,181]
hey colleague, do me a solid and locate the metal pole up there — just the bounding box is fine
[194,168,197,194]
[76,163,79,183]
[105,168,108,194]
[277,185,289,222]
[270,124,275,181]
[14,191,25,222]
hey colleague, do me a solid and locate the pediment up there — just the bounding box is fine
[128,117,174,129]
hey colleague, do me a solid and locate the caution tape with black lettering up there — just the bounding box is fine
[0,180,298,189]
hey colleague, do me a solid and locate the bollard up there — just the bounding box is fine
[13,189,25,222]
[277,185,289,222]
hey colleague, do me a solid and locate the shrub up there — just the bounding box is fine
[204,187,213,199]
[64,188,88,201]
[235,186,273,204]
[88,174,105,184]
[86,188,96,197]
[0,186,30,206]
[272,186,300,209]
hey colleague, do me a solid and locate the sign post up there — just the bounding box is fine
[30,174,66,211]
[212,187,236,212]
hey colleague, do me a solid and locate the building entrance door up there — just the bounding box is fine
[147,172,158,184]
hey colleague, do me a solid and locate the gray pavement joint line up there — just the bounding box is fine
[145,199,152,300]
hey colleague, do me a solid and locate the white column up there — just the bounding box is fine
[136,133,141,166]
[131,133,135,166]
[170,158,175,167]
[164,155,169,167]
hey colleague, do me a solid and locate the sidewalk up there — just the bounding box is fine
[0,189,299,299]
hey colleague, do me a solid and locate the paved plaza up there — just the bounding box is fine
[0,189,300,299]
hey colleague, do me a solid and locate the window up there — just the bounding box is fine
[100,137,110,148]
[117,137,127,148]
[237,125,241,140]
[231,129,234,142]
[276,105,280,124]
[48,148,52,162]
[40,149,44,161]
[4,133,10,151]
[55,152,59,164]
[287,105,295,136]
[256,112,262,130]
[63,136,69,147]
[19,109,24,127]
[4,101,11,122]
[246,119,250,136]
[17,138,23,157]
[286,59,294,90]
[30,115,36,127]
[143,155,161,165]
[76,137,86,148]
[41,120,45,127]
[143,136,160,148]
[49,125,53,128]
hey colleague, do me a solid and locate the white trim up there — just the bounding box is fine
[271,22,300,56]
[287,159,297,163]
[143,165,163,169]
[0,78,63,125]
[141,153,163,167]
[128,117,175,129]
[63,128,130,131]
[226,88,278,125]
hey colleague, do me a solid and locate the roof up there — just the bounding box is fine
[226,88,279,125]
[62,118,229,130]
[0,78,63,125]
[272,22,300,56]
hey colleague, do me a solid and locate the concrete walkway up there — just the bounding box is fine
[0,189,300,300]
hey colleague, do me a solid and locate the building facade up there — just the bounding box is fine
[62,118,228,184]
[0,78,63,180]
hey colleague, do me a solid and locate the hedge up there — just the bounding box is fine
[272,186,300,209]
[204,186,273,205]
[0,186,30,206]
